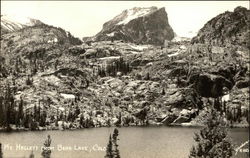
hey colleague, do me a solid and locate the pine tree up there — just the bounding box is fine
[67,111,73,122]
[112,128,120,158]
[36,105,41,122]
[236,106,242,123]
[26,75,33,85]
[74,105,80,118]
[0,143,3,158]
[34,105,37,118]
[161,88,166,95]
[39,111,46,127]
[105,128,120,158]
[189,108,233,158]
[88,117,94,128]
[1,83,15,131]
[18,98,24,125]
[79,114,83,128]
[41,135,52,158]
[107,118,111,127]
[15,112,19,128]
[23,114,30,128]
[0,97,4,127]
[9,98,16,125]
[105,134,113,158]
[30,117,38,131]
[145,72,150,80]
[6,104,12,131]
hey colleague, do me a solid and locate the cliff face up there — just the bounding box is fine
[94,7,175,45]
[191,6,250,49]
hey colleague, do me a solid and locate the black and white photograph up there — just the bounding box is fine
[0,1,249,158]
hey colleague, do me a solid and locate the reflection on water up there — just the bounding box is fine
[0,127,248,158]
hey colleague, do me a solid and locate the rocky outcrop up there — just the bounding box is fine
[191,6,250,49]
[93,7,175,45]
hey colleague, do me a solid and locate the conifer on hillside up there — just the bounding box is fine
[189,108,233,158]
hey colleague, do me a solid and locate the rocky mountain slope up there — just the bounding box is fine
[191,6,250,49]
[0,6,249,131]
[92,7,175,45]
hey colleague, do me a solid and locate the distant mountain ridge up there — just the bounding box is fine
[1,14,82,45]
[92,7,175,45]
[1,15,44,34]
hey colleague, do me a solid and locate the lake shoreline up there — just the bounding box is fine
[0,123,248,133]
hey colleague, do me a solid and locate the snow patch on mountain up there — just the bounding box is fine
[106,32,115,37]
[129,44,148,51]
[60,93,75,99]
[172,36,191,42]
[117,7,154,25]
[2,15,33,25]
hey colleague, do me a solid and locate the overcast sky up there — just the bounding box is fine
[1,1,249,38]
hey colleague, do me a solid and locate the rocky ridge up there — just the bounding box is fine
[191,6,250,49]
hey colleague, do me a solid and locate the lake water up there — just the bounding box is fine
[0,127,248,158]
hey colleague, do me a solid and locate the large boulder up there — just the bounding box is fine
[161,114,178,125]
[192,73,233,98]
[93,7,175,45]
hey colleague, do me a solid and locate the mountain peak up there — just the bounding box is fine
[94,6,174,45]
